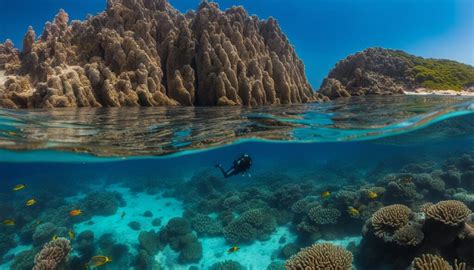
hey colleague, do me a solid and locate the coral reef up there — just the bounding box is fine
[10,249,37,270]
[423,200,471,226]
[209,260,245,270]
[285,243,353,269]
[139,230,161,256]
[410,254,466,270]
[0,0,325,108]
[371,204,412,239]
[357,199,474,269]
[78,191,125,217]
[158,217,203,264]
[223,208,276,243]
[33,237,71,270]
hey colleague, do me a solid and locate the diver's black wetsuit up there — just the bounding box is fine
[216,154,252,178]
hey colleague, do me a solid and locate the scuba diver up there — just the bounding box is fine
[216,154,252,178]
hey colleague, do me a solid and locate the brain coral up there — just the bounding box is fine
[33,237,71,270]
[411,254,466,270]
[307,205,341,225]
[423,200,471,226]
[285,243,353,270]
[371,204,412,238]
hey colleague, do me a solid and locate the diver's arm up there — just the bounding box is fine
[216,164,232,178]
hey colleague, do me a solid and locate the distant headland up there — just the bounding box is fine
[320,48,474,99]
[0,0,473,109]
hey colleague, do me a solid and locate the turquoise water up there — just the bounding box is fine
[0,96,473,269]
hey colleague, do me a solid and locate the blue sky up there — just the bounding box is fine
[0,0,472,87]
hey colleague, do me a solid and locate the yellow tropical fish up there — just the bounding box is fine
[2,219,15,226]
[347,207,360,217]
[26,198,37,206]
[367,191,378,200]
[87,255,112,268]
[227,246,240,254]
[320,191,331,199]
[52,235,58,241]
[70,209,83,216]
[69,229,75,240]
[13,184,26,191]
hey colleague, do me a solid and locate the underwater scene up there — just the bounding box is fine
[0,95,473,269]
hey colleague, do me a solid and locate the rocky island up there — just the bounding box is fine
[319,48,474,99]
[1,1,473,109]
[0,0,325,108]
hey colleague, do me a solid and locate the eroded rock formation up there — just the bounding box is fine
[0,0,325,108]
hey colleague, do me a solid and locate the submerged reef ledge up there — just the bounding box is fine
[0,0,327,109]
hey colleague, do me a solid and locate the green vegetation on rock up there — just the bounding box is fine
[389,50,474,91]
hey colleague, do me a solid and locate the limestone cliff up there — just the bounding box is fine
[319,48,474,99]
[0,0,325,108]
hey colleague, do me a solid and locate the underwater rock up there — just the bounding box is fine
[128,221,141,231]
[177,233,202,263]
[209,260,245,270]
[139,230,162,256]
[158,217,203,264]
[266,261,285,270]
[32,222,67,247]
[279,243,299,259]
[0,0,322,108]
[0,233,16,259]
[75,230,95,259]
[270,184,305,210]
[33,237,71,270]
[97,233,115,251]
[152,218,162,227]
[143,211,153,217]
[79,191,125,217]
[285,242,353,269]
[383,180,421,206]
[134,249,162,270]
[10,249,37,270]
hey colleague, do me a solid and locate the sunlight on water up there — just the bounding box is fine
[0,96,472,159]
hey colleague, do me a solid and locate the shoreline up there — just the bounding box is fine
[404,88,474,96]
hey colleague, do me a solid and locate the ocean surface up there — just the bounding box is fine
[0,95,473,269]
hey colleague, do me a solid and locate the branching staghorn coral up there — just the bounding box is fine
[33,237,71,270]
[285,243,353,270]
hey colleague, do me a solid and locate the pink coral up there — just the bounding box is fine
[33,237,71,270]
